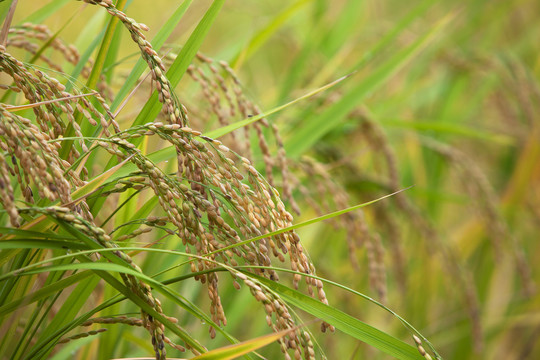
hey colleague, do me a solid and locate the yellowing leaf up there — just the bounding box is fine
[191,326,301,360]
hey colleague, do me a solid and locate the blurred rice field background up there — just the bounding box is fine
[1,0,539,359]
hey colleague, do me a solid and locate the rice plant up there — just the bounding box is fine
[1,0,538,359]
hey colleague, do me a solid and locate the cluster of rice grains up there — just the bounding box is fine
[184,52,300,214]
[0,49,114,224]
[0,1,332,359]
[291,157,388,302]
[182,58,391,304]
[6,22,113,100]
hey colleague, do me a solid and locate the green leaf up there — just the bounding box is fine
[85,0,128,91]
[254,276,424,360]
[0,271,92,318]
[0,0,14,23]
[18,262,161,287]
[380,119,515,145]
[285,12,454,158]
[0,239,87,250]
[0,227,74,240]
[27,275,101,359]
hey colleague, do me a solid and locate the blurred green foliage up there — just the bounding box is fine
[1,0,539,359]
